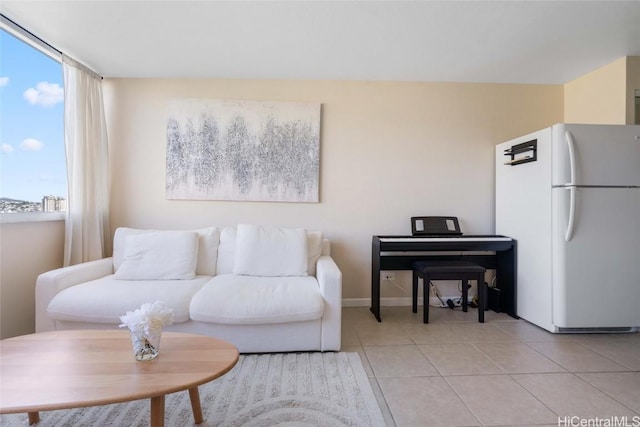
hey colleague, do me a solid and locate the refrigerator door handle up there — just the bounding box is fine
[565,131,576,185]
[564,131,577,241]
[565,186,576,242]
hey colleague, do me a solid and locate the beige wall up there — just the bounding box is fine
[564,57,628,124]
[0,220,64,338]
[626,57,640,124]
[103,79,562,302]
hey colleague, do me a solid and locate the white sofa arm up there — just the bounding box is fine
[316,255,342,351]
[35,257,114,332]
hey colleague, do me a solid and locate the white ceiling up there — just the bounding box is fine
[2,1,640,84]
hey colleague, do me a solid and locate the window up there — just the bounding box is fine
[0,28,66,217]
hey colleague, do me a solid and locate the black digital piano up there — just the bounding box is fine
[370,234,517,322]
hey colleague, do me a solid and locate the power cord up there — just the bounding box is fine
[445,281,471,310]
[429,281,449,308]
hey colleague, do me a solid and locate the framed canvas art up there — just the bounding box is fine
[166,98,321,202]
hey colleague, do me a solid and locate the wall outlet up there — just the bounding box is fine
[381,272,395,281]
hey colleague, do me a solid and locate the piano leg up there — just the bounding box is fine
[371,241,382,322]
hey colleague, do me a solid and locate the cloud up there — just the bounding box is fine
[0,77,8,87]
[23,82,64,107]
[20,138,44,151]
[1,143,14,153]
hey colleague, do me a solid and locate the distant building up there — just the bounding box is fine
[42,196,67,212]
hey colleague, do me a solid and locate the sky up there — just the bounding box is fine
[0,29,66,203]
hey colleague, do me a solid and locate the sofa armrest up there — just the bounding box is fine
[35,257,114,332]
[316,255,342,351]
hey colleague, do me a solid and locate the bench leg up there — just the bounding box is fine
[462,280,468,312]
[412,271,418,313]
[423,275,430,324]
[478,275,485,323]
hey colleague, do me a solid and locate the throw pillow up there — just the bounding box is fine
[113,227,219,276]
[114,231,199,280]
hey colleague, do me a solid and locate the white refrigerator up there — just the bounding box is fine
[496,123,640,333]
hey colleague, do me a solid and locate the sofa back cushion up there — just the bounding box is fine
[306,230,324,276]
[113,227,220,276]
[233,224,308,276]
[216,227,237,275]
[217,226,324,276]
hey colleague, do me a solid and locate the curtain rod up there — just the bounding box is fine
[0,13,62,60]
[0,13,103,79]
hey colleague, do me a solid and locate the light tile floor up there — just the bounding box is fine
[341,306,640,427]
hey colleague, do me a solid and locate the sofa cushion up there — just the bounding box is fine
[190,274,324,325]
[217,227,323,276]
[233,224,308,277]
[115,231,198,280]
[113,227,220,276]
[47,275,211,324]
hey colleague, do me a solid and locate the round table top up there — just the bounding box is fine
[0,330,239,414]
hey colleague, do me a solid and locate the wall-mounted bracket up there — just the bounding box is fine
[503,139,537,166]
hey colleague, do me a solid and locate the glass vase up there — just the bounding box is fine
[130,330,162,361]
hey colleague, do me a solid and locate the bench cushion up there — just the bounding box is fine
[47,275,211,324]
[190,274,324,325]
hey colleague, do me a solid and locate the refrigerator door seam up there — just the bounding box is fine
[552,185,640,189]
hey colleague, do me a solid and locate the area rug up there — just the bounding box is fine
[1,352,386,427]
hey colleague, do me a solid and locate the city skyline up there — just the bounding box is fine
[0,28,67,204]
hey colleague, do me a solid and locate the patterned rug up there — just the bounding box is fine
[1,352,386,427]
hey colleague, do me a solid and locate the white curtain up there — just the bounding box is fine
[62,55,110,266]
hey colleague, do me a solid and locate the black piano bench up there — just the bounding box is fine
[412,260,487,324]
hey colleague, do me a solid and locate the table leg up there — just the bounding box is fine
[189,387,204,424]
[28,412,40,425]
[150,395,165,427]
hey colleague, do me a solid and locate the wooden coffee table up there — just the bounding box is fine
[0,330,239,426]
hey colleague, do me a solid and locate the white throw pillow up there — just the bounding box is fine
[114,231,199,280]
[113,227,219,276]
[233,224,308,277]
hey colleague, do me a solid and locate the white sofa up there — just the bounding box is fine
[35,224,342,353]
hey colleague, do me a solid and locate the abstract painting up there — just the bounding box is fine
[166,98,321,202]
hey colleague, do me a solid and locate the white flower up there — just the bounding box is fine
[119,301,174,336]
